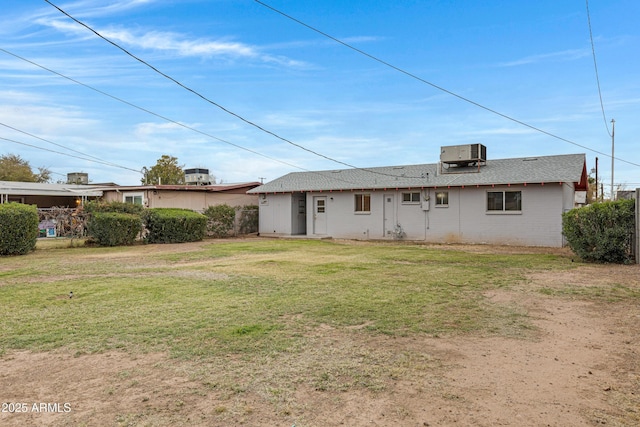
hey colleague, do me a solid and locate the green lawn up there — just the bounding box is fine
[3,238,640,426]
[0,239,573,359]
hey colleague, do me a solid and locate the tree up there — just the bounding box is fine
[0,154,51,183]
[142,155,185,185]
[587,174,599,203]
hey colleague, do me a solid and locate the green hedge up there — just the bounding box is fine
[87,212,142,246]
[203,204,236,237]
[0,203,38,256]
[143,208,206,244]
[562,199,635,263]
[84,200,144,215]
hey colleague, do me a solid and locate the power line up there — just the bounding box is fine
[254,0,640,169]
[43,0,371,173]
[585,0,612,137]
[0,135,140,172]
[39,3,430,181]
[0,48,368,187]
[0,122,130,171]
[0,47,309,174]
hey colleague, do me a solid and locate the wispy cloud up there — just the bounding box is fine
[36,16,309,67]
[340,35,381,44]
[498,48,589,67]
[458,127,537,136]
[48,0,158,19]
[265,35,382,52]
[134,121,193,138]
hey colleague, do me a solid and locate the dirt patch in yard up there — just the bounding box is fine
[1,246,639,426]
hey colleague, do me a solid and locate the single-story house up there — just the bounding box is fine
[100,182,261,212]
[248,146,588,247]
[0,181,105,208]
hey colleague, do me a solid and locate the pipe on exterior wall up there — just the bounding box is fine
[424,189,430,240]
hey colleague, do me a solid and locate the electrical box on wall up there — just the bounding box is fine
[421,198,430,211]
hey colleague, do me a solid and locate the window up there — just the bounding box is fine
[487,191,521,212]
[402,192,420,203]
[435,191,449,207]
[354,194,371,213]
[124,193,144,205]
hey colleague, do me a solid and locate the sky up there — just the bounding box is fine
[1,0,639,195]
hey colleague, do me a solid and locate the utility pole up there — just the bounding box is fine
[610,118,615,200]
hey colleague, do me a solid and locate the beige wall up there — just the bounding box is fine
[102,189,258,212]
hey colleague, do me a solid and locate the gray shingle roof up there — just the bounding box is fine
[248,153,586,193]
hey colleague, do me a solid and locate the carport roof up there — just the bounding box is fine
[0,181,104,197]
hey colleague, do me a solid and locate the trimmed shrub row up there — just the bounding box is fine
[0,202,38,255]
[87,212,142,247]
[562,199,635,264]
[2,201,251,252]
[84,200,144,215]
[84,203,206,246]
[143,208,206,244]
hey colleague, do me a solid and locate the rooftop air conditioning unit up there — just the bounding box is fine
[184,168,211,185]
[67,172,89,185]
[440,144,487,167]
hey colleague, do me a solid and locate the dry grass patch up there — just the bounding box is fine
[1,238,639,426]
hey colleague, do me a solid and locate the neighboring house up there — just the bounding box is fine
[248,147,588,247]
[101,182,261,211]
[0,181,105,208]
[0,181,261,212]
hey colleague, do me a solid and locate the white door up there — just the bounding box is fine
[313,196,327,235]
[383,194,395,238]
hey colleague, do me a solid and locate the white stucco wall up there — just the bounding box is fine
[258,183,573,246]
[258,193,293,235]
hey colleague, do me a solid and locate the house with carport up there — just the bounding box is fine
[100,182,261,212]
[248,145,588,247]
[0,180,105,208]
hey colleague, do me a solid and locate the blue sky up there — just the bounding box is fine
[1,0,638,195]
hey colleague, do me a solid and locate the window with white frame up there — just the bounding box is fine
[435,191,449,207]
[487,190,521,212]
[402,192,420,204]
[124,192,144,205]
[354,193,371,213]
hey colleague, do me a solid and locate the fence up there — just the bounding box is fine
[38,207,89,238]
